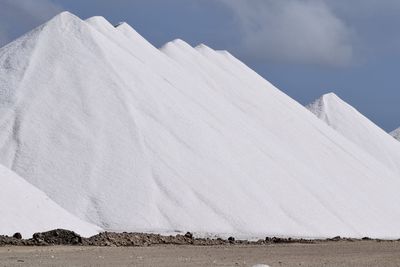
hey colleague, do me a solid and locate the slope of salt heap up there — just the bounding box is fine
[114,21,150,46]
[1,12,400,238]
[307,93,400,175]
[0,164,101,237]
[391,128,400,141]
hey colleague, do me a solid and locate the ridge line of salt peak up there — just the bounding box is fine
[322,92,339,99]
[321,92,342,103]
[305,93,335,118]
[114,21,148,43]
[85,16,116,32]
[216,50,234,57]
[195,43,213,50]
[114,21,128,28]
[0,11,81,51]
[160,38,193,51]
[319,93,362,114]
[195,44,222,58]
[307,92,343,112]
[45,11,83,27]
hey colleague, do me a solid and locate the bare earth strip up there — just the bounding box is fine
[1,242,400,267]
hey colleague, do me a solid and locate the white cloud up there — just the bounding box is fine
[220,0,354,66]
[0,0,63,46]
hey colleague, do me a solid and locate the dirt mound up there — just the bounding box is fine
[0,229,83,246]
[32,229,83,245]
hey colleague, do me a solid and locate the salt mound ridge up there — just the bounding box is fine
[391,128,400,141]
[0,164,101,237]
[307,93,400,175]
[1,12,400,238]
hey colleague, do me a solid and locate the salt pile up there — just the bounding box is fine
[1,12,400,238]
[307,93,400,175]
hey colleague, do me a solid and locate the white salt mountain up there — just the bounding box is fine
[1,12,400,238]
[307,93,400,175]
[391,128,400,141]
[0,164,101,237]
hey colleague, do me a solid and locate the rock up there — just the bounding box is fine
[271,237,280,243]
[13,233,22,240]
[330,236,341,241]
[184,232,193,239]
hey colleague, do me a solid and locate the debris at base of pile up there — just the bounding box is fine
[1,229,395,247]
[32,229,83,245]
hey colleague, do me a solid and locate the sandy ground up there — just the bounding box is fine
[1,241,400,267]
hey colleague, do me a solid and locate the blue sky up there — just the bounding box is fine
[0,0,399,131]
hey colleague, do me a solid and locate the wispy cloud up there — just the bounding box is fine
[219,0,354,66]
[0,0,63,46]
